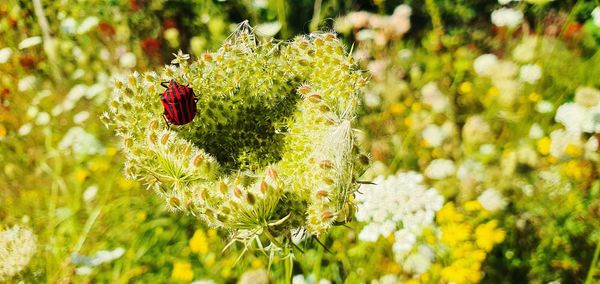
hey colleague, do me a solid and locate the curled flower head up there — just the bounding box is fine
[107,24,368,250]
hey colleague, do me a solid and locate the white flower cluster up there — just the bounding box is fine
[355,172,444,271]
[478,188,508,212]
[0,225,37,282]
[491,8,523,28]
[555,87,600,134]
[474,54,542,84]
[425,159,456,180]
[473,52,542,108]
[421,82,449,113]
[0,47,12,64]
[58,127,105,156]
[18,36,42,50]
[592,7,600,27]
[551,86,600,158]
[292,274,332,284]
[71,247,125,275]
[422,122,453,148]
[60,16,99,35]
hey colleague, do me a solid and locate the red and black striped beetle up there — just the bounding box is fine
[159,80,198,126]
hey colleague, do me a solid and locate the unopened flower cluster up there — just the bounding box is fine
[106,25,368,248]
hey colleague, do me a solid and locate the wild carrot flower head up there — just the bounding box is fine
[0,225,37,282]
[106,23,368,251]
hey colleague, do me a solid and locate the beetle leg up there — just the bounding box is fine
[162,113,171,129]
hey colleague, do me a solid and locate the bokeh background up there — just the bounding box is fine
[1,0,600,283]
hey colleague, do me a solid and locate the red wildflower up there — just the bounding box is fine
[141,37,161,58]
[98,22,116,38]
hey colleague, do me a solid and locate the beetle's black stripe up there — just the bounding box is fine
[161,93,175,122]
[164,90,178,124]
[167,88,179,124]
[175,84,187,124]
[170,87,182,124]
[177,84,190,124]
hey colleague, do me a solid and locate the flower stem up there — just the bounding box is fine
[425,0,444,43]
[585,240,600,284]
[285,247,293,284]
[309,0,323,32]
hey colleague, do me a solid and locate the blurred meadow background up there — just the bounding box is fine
[2,0,600,283]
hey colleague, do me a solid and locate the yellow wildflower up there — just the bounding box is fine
[89,157,110,173]
[441,223,471,247]
[205,253,216,268]
[207,228,218,239]
[423,227,437,245]
[441,262,480,284]
[565,144,582,157]
[383,259,402,274]
[189,229,209,255]
[171,261,194,282]
[0,123,6,138]
[464,200,482,212]
[106,146,118,157]
[404,116,413,127]
[487,87,499,97]
[562,160,592,181]
[251,258,263,268]
[74,168,89,182]
[387,233,395,244]
[475,220,505,252]
[536,137,551,155]
[459,82,473,94]
[135,211,147,222]
[389,103,406,114]
[437,202,464,224]
[117,177,137,190]
[411,102,422,112]
[528,92,541,102]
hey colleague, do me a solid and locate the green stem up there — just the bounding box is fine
[263,227,283,248]
[313,242,323,282]
[32,0,61,81]
[284,247,293,284]
[309,0,323,32]
[274,0,288,38]
[585,241,600,284]
[73,207,102,253]
[425,0,444,44]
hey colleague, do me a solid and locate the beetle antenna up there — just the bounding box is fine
[160,81,169,89]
